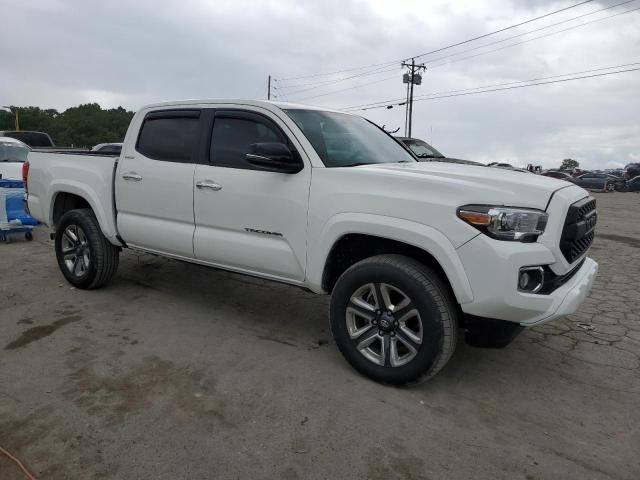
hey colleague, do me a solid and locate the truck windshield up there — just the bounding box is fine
[284,109,416,167]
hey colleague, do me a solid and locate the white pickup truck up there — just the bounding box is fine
[25,99,598,384]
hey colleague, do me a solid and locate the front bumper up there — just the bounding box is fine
[457,233,598,326]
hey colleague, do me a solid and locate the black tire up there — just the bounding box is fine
[25,231,33,241]
[330,254,459,385]
[55,208,119,289]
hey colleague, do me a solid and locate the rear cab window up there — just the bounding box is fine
[136,110,201,163]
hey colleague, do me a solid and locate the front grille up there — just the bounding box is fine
[560,197,596,263]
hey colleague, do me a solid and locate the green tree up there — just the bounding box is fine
[0,103,134,148]
[560,158,579,171]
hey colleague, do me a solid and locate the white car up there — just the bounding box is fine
[91,143,123,155]
[0,136,30,180]
[24,99,598,384]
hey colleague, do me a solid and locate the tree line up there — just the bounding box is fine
[0,103,134,148]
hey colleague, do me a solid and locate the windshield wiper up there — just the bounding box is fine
[341,162,373,167]
[417,154,444,159]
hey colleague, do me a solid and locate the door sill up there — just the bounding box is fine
[126,244,306,288]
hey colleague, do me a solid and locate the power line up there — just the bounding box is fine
[303,2,638,104]
[277,0,637,105]
[275,0,595,82]
[275,0,624,102]
[421,0,637,68]
[274,65,400,98]
[286,73,400,103]
[336,5,640,111]
[274,65,398,90]
[409,0,595,61]
[426,4,640,70]
[341,63,640,111]
[415,62,640,99]
[414,67,640,102]
[275,60,398,83]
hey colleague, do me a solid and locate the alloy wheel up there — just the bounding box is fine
[60,224,91,278]
[346,283,423,367]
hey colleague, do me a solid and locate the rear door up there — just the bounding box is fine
[577,174,595,188]
[116,109,202,258]
[592,174,607,188]
[192,108,311,282]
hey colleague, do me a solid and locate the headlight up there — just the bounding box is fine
[457,205,548,242]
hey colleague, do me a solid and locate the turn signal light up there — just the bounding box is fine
[457,210,491,226]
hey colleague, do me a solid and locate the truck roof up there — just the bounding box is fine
[140,99,349,115]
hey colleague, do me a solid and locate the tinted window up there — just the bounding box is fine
[3,131,53,147]
[137,116,199,162]
[98,145,122,154]
[211,116,285,169]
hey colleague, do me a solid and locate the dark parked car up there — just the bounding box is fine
[625,163,640,179]
[541,171,572,180]
[396,137,484,166]
[0,130,54,148]
[568,172,626,192]
[626,175,640,192]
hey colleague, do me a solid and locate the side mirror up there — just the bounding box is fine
[246,142,303,174]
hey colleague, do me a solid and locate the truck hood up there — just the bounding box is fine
[358,161,570,210]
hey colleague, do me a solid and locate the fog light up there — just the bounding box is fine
[518,266,544,293]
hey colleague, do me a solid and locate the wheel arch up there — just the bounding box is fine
[308,213,474,304]
[49,183,118,243]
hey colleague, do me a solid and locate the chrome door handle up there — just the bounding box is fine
[122,172,142,181]
[196,180,222,191]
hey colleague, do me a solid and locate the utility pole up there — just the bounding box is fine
[267,75,272,100]
[404,76,410,136]
[401,58,426,138]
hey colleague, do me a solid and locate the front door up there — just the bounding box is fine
[193,108,311,282]
[116,109,201,258]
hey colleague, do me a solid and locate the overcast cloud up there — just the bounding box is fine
[1,0,638,169]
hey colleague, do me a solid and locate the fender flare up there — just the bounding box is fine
[307,213,474,304]
[49,180,118,241]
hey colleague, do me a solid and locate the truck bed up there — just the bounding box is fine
[26,151,120,240]
[32,148,120,157]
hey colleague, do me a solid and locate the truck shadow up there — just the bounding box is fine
[114,251,331,350]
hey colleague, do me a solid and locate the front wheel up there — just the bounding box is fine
[606,183,616,192]
[55,208,119,289]
[330,254,459,385]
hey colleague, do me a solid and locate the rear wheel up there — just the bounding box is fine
[330,254,458,385]
[55,209,119,289]
[606,182,616,192]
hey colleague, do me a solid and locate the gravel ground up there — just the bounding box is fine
[0,192,638,480]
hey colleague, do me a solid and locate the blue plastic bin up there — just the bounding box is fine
[0,179,37,242]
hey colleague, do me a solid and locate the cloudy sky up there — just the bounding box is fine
[1,0,639,169]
